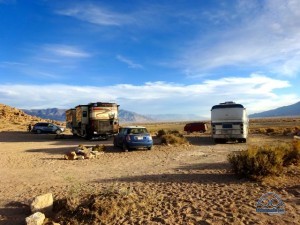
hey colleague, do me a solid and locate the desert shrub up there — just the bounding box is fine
[161,134,188,145]
[168,129,181,135]
[52,186,157,225]
[282,128,292,136]
[92,144,106,152]
[266,128,275,134]
[228,141,300,179]
[282,139,300,166]
[156,129,167,138]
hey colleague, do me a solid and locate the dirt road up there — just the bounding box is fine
[0,132,299,225]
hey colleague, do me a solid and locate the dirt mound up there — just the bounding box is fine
[0,103,60,131]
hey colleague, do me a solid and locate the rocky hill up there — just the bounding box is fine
[250,101,300,118]
[0,104,64,131]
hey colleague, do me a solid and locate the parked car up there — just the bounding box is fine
[184,122,207,133]
[113,126,153,151]
[31,122,65,134]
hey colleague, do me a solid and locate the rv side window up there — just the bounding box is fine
[82,111,87,117]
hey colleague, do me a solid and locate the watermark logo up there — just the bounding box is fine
[256,192,285,214]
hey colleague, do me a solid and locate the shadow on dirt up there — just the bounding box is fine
[177,162,231,171]
[185,135,214,146]
[25,145,150,155]
[0,131,113,144]
[0,201,30,225]
[25,146,74,155]
[96,172,242,185]
[96,161,244,185]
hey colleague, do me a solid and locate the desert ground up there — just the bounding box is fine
[0,119,299,225]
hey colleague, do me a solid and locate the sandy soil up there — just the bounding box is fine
[0,132,299,225]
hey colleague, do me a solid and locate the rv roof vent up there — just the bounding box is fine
[220,101,235,105]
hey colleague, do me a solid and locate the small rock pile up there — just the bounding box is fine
[64,144,105,160]
[26,193,60,225]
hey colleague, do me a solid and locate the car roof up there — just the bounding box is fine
[121,126,146,129]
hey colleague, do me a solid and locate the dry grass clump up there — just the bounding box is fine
[51,187,156,225]
[161,134,188,146]
[156,129,188,145]
[156,129,167,138]
[228,140,300,179]
[250,126,300,136]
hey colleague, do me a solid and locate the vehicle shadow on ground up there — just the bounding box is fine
[185,135,215,146]
[0,201,30,225]
[25,145,146,156]
[0,131,80,143]
[0,131,114,146]
[25,146,75,155]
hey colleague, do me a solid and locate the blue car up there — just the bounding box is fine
[113,126,153,151]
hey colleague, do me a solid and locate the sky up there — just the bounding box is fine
[0,0,299,118]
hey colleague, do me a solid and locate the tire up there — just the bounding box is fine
[56,130,62,135]
[147,146,152,150]
[113,139,117,147]
[122,143,128,152]
[36,129,42,134]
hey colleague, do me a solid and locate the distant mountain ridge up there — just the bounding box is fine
[23,108,154,123]
[10,101,300,124]
[23,108,66,121]
[147,114,205,122]
[22,108,202,122]
[119,109,154,123]
[250,101,300,118]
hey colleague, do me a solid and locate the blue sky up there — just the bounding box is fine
[0,0,299,117]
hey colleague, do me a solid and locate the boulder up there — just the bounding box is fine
[77,155,85,160]
[25,212,45,225]
[92,144,106,152]
[64,151,77,160]
[31,193,53,215]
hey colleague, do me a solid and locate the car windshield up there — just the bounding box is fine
[129,128,148,134]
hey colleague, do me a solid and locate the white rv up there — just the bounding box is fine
[211,101,248,143]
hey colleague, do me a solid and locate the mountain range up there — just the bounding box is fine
[22,108,203,123]
[250,101,300,118]
[21,100,300,122]
[23,108,156,123]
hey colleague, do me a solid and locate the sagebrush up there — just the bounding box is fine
[228,140,300,178]
[157,129,188,145]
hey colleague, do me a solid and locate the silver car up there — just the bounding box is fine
[31,122,65,134]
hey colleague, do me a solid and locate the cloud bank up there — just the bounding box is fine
[0,74,297,117]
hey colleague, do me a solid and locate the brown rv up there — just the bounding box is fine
[66,102,119,139]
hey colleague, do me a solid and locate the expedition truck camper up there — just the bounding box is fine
[66,102,119,139]
[211,101,248,143]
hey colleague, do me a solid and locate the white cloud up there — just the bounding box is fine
[116,55,143,69]
[43,44,91,58]
[180,0,300,77]
[0,74,297,117]
[56,4,134,26]
[0,61,27,67]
